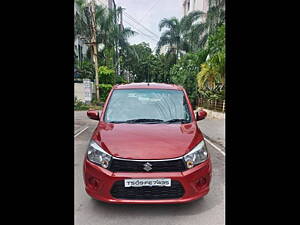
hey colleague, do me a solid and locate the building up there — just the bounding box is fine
[183,0,225,23]
[183,0,209,16]
[159,45,170,55]
[74,37,88,65]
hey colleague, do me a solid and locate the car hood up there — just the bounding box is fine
[93,122,203,160]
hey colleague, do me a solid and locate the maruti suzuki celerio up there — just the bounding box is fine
[84,83,211,204]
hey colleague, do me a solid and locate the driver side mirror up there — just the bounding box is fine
[87,110,99,121]
[196,110,207,121]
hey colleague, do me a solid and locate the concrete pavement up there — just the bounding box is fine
[74,111,98,135]
[198,117,225,150]
[74,111,225,225]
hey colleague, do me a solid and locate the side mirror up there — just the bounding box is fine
[196,110,207,121]
[87,110,99,121]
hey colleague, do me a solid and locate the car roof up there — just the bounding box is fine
[113,82,184,90]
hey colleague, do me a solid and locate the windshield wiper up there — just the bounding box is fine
[109,119,189,124]
[164,119,190,124]
[124,119,165,124]
[108,120,127,123]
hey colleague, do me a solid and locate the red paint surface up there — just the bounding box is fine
[93,122,203,159]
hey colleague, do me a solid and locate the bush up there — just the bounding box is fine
[198,84,225,101]
[98,84,113,102]
[75,60,95,81]
[169,51,206,108]
[116,75,128,84]
[74,97,90,111]
[74,97,103,111]
[98,66,115,85]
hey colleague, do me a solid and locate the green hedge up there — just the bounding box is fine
[74,97,90,110]
[98,84,113,102]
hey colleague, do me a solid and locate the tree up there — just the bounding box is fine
[95,6,135,73]
[197,24,225,95]
[206,0,225,33]
[170,49,208,106]
[74,1,136,84]
[98,66,115,84]
[156,54,173,83]
[156,10,207,63]
[180,11,207,51]
[75,59,95,81]
[156,16,190,61]
[197,0,225,48]
[74,0,91,40]
[153,1,225,104]
[122,43,152,82]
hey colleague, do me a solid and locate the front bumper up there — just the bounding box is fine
[83,158,212,204]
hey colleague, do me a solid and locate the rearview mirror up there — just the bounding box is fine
[196,110,207,121]
[87,110,99,121]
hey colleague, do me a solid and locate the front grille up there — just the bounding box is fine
[111,180,185,200]
[109,158,186,172]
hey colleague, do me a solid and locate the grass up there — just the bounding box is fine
[74,98,103,111]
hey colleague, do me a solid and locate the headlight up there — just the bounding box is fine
[183,140,208,169]
[87,140,112,168]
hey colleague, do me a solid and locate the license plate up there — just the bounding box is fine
[124,178,171,187]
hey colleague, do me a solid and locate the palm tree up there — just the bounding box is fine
[157,17,180,58]
[156,11,206,59]
[74,1,136,76]
[74,0,92,75]
[95,6,136,73]
[197,24,225,90]
[197,0,225,48]
[181,11,207,51]
[207,0,225,31]
[197,61,219,89]
[156,0,225,52]
[74,0,90,39]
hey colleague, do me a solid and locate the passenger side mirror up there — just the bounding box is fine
[196,110,207,121]
[87,110,99,121]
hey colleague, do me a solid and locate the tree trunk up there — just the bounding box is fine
[90,2,100,101]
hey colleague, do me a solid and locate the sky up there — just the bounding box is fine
[115,0,183,51]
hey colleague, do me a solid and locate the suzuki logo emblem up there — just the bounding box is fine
[143,162,152,171]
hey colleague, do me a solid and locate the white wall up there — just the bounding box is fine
[75,81,95,103]
[159,45,170,55]
[74,83,85,102]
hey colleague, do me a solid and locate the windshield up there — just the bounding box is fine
[104,89,192,123]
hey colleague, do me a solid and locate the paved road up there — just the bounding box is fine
[74,111,225,225]
[197,118,225,150]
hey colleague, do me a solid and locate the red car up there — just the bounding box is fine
[84,83,211,204]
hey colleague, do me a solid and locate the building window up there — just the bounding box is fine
[187,0,190,11]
